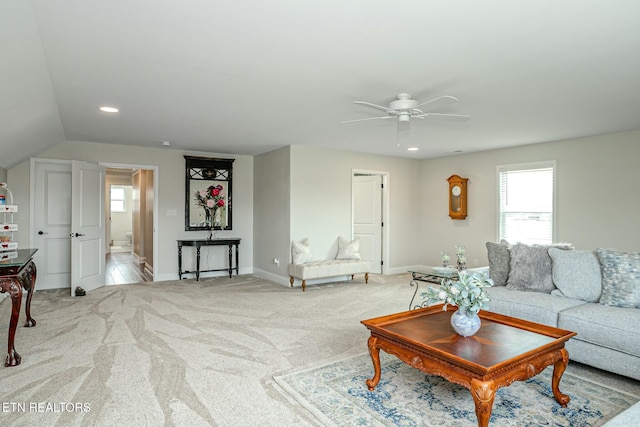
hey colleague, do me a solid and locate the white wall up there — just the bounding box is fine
[289,145,422,273]
[8,141,254,281]
[419,130,640,267]
[253,147,291,283]
[7,130,639,287]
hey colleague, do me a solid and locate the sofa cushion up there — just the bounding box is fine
[548,248,602,303]
[486,286,586,327]
[291,238,312,264]
[486,241,510,286]
[558,303,640,357]
[335,236,361,260]
[506,243,572,293]
[596,248,640,308]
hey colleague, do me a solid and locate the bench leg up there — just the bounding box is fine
[365,273,369,283]
[289,276,294,287]
[302,280,306,292]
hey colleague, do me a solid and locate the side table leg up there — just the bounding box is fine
[235,243,239,276]
[22,261,37,327]
[196,246,201,281]
[227,244,232,278]
[178,243,183,280]
[552,349,571,407]
[365,336,381,391]
[2,279,23,367]
[470,378,496,427]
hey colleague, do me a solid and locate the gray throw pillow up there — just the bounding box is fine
[486,241,510,286]
[506,243,573,293]
[596,248,640,308]
[548,248,601,302]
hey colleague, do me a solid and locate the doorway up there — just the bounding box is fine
[352,170,389,275]
[104,165,157,285]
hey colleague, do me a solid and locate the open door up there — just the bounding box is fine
[70,161,106,296]
[353,174,383,274]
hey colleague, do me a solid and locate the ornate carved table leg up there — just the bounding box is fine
[552,348,571,407]
[365,336,381,391]
[20,261,37,327]
[1,279,23,366]
[470,378,496,427]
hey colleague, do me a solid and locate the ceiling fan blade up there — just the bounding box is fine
[341,116,396,124]
[412,112,471,122]
[415,95,458,108]
[353,101,395,113]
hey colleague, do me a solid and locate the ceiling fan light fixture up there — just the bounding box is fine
[343,93,469,129]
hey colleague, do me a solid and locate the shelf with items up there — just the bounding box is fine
[0,182,17,252]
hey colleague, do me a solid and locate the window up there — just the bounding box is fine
[498,161,555,245]
[110,186,127,212]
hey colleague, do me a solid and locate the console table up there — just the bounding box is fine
[0,248,38,367]
[177,238,240,280]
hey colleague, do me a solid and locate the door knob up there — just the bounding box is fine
[38,230,48,235]
[70,232,86,237]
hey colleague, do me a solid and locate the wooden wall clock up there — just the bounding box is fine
[447,175,468,220]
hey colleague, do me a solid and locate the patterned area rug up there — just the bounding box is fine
[274,352,639,427]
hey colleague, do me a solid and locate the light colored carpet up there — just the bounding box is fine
[0,274,638,426]
[275,352,639,426]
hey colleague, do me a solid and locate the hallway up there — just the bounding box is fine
[106,250,153,285]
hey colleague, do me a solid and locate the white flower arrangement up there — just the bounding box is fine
[420,271,494,316]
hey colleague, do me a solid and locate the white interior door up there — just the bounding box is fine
[70,161,106,296]
[353,174,383,274]
[32,160,72,290]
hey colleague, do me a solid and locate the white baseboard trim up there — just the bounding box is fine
[155,267,253,282]
[388,265,417,275]
[253,268,290,287]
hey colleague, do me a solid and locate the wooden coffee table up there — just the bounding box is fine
[361,304,577,427]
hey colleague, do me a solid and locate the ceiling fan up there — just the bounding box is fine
[342,93,470,127]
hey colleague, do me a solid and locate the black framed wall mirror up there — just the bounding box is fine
[185,156,234,231]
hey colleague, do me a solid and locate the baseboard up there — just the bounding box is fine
[144,262,153,276]
[252,268,290,287]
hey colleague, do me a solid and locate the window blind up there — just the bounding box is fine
[498,163,554,245]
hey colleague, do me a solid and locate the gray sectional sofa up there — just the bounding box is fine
[483,241,640,381]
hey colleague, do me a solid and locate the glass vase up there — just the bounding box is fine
[450,308,481,337]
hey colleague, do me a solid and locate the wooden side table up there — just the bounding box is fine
[0,248,38,367]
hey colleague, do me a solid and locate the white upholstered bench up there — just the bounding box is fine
[288,259,370,291]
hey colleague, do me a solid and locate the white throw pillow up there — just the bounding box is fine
[336,236,361,260]
[291,238,312,264]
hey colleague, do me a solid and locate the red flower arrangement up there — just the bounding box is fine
[194,184,225,226]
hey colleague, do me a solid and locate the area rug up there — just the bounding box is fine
[274,352,639,427]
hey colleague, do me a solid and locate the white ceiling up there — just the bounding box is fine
[2,1,640,169]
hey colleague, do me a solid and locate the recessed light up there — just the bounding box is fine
[99,106,119,113]
[407,147,419,151]
[161,141,171,146]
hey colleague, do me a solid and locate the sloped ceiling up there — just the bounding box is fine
[1,1,640,169]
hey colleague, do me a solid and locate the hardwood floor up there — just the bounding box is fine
[105,250,153,285]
